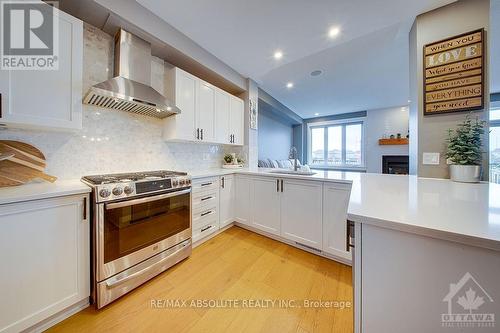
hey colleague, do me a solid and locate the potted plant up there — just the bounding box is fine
[445,114,487,183]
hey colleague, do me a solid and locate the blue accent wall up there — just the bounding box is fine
[258,107,294,160]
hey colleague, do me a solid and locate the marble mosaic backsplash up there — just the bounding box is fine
[0,24,243,180]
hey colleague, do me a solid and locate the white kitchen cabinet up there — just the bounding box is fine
[163,68,197,141]
[280,179,323,249]
[0,6,83,131]
[196,81,216,142]
[322,182,352,260]
[235,175,252,225]
[163,67,243,145]
[219,175,235,228]
[229,96,244,145]
[215,90,231,144]
[0,194,89,333]
[252,177,281,236]
[191,177,220,242]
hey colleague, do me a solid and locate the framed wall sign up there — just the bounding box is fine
[423,28,484,115]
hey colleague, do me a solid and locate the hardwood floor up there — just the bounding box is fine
[49,226,353,333]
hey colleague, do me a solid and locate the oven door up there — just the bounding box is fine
[96,188,191,281]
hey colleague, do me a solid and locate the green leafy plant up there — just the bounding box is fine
[223,153,233,164]
[445,114,487,165]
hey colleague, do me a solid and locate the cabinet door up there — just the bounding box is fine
[196,81,216,142]
[235,175,252,225]
[230,96,244,145]
[322,182,352,260]
[0,194,89,333]
[0,7,83,131]
[280,179,323,249]
[173,69,197,140]
[215,90,231,144]
[252,177,281,236]
[219,175,235,228]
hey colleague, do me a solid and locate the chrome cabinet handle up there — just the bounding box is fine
[201,225,212,232]
[201,182,212,187]
[221,177,225,188]
[281,179,284,192]
[201,196,213,201]
[276,179,279,192]
[201,210,213,217]
[346,220,355,251]
[201,128,204,140]
[196,128,200,140]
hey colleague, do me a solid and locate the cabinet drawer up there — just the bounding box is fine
[193,206,218,229]
[193,222,219,243]
[192,177,219,194]
[192,190,218,210]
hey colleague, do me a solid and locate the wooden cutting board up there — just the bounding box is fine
[0,140,57,187]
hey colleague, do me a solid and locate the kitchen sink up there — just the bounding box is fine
[269,170,316,176]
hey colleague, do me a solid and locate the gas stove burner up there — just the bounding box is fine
[81,170,191,203]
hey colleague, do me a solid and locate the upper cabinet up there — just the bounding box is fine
[0,6,83,131]
[163,67,244,145]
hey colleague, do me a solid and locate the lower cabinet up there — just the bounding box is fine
[219,175,235,228]
[0,194,89,333]
[234,175,252,225]
[191,177,220,242]
[322,182,352,260]
[252,177,281,236]
[280,179,323,249]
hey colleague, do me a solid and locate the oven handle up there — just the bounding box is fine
[105,188,191,210]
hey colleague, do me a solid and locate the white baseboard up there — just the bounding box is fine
[23,298,89,333]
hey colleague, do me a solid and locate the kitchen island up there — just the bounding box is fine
[193,168,500,333]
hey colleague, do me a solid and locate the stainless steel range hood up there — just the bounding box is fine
[83,29,180,119]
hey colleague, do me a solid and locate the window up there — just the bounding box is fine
[308,119,365,169]
[490,103,500,184]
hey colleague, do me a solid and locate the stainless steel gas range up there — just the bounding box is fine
[82,171,192,308]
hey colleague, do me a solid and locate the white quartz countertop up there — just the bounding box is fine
[193,168,500,251]
[0,180,91,205]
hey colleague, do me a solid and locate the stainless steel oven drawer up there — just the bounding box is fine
[97,239,191,308]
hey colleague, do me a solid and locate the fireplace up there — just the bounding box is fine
[382,155,409,175]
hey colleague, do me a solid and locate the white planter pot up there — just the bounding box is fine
[449,165,481,183]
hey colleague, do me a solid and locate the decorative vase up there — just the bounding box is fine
[449,165,481,183]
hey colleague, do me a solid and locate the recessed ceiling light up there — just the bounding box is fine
[273,50,283,60]
[314,113,320,116]
[286,82,294,89]
[311,70,323,77]
[408,99,411,103]
[328,26,340,38]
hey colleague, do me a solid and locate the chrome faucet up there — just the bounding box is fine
[289,146,298,171]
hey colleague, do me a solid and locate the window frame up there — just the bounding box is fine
[490,102,500,183]
[307,117,366,170]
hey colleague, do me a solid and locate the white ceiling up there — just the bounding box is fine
[137,0,457,118]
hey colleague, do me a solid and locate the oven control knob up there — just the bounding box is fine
[179,178,186,186]
[123,186,134,195]
[99,189,111,198]
[172,179,179,187]
[112,187,123,196]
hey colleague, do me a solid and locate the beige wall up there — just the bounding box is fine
[409,0,490,179]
